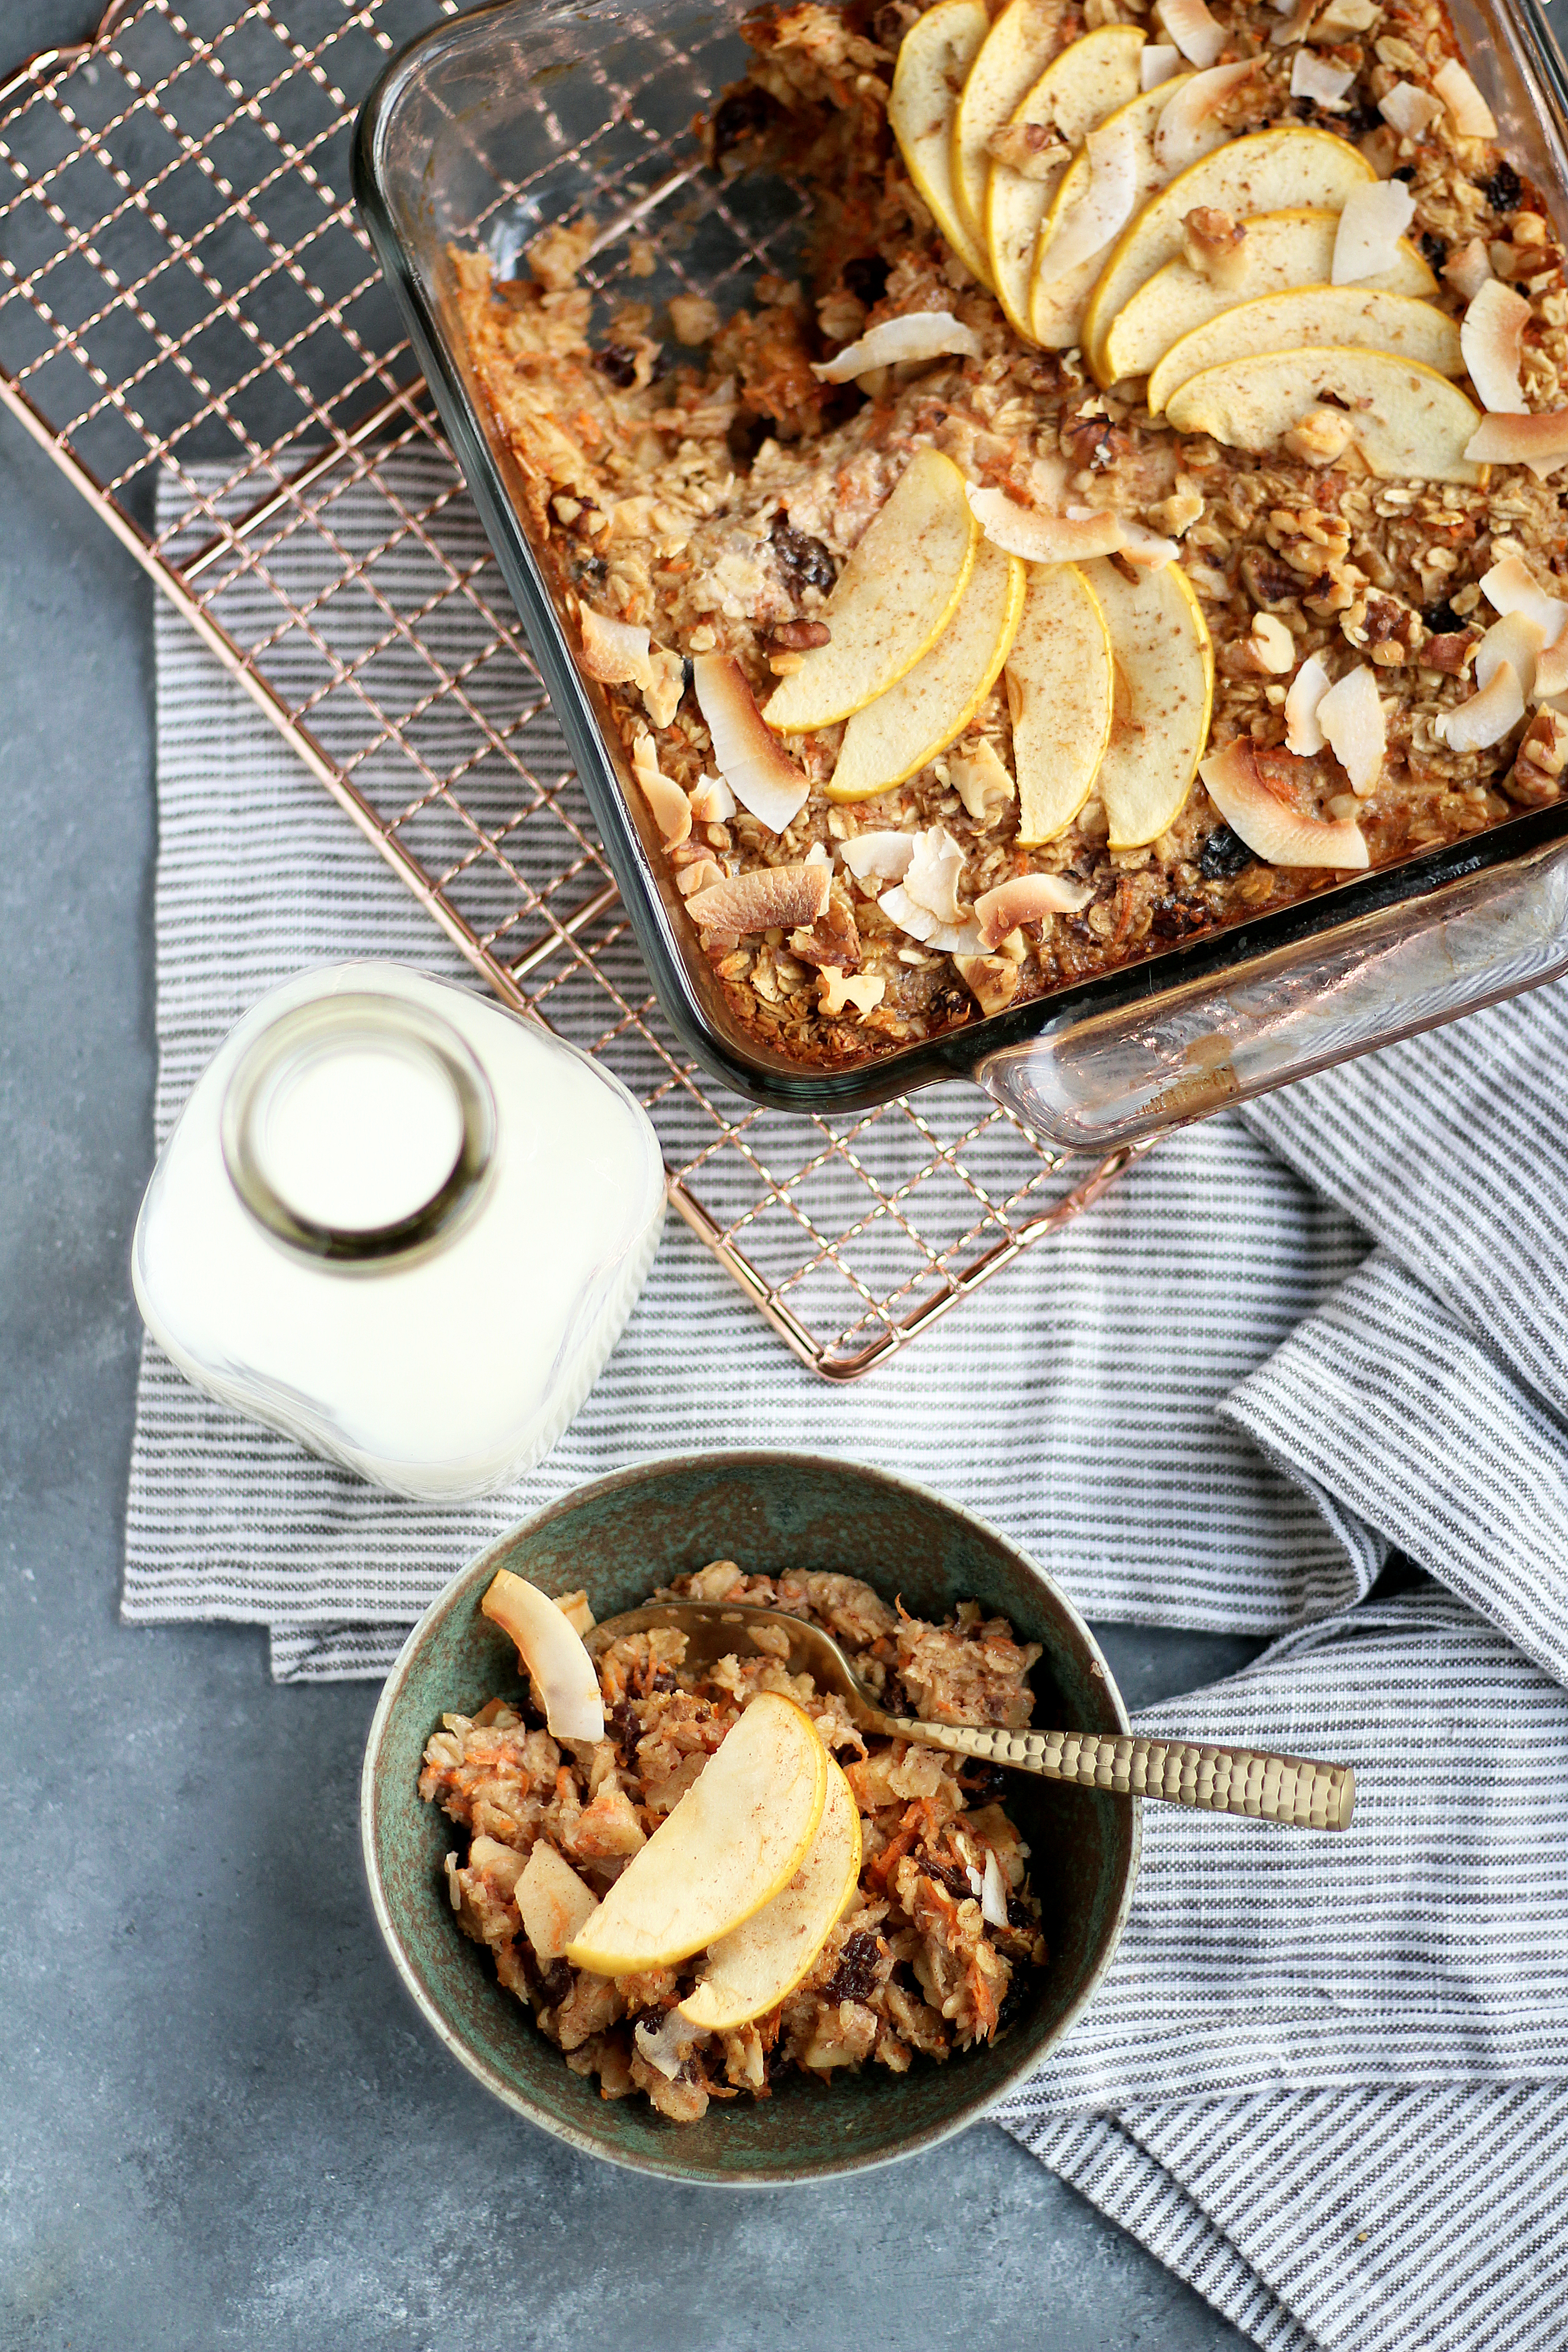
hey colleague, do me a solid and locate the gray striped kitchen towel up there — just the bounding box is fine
[128,456,1568,2351]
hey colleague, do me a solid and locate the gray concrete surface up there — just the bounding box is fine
[0,8,1264,2347]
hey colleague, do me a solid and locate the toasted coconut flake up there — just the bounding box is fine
[1534,638,1568,701]
[811,310,983,383]
[1284,651,1333,754]
[981,1849,1010,1929]
[1156,0,1226,68]
[689,771,737,823]
[1290,49,1355,109]
[1141,42,1182,88]
[1462,279,1531,415]
[1482,554,1568,647]
[580,606,652,686]
[630,729,692,846]
[950,740,1016,823]
[1200,739,1369,867]
[1378,79,1444,136]
[1332,179,1416,284]
[974,872,1093,947]
[1039,116,1140,279]
[877,883,985,955]
[840,830,918,884]
[676,857,725,898]
[685,860,832,935]
[1155,61,1261,172]
[694,653,810,832]
[1181,206,1250,289]
[1434,57,1497,138]
[818,970,887,1018]
[1437,661,1525,751]
[968,485,1123,562]
[1109,517,1181,570]
[1465,410,1568,479]
[1316,662,1385,794]
[1270,0,1321,48]
[634,2010,709,2082]
[903,824,968,926]
[1444,237,1493,300]
[1475,609,1545,700]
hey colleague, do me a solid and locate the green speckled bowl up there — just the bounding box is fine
[360,1452,1140,2183]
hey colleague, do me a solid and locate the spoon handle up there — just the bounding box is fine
[884,1719,1355,1830]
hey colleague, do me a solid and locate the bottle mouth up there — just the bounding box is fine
[219,992,496,1264]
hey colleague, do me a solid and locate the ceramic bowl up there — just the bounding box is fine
[360,1452,1140,2184]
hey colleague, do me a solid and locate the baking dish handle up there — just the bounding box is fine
[972,833,1568,1153]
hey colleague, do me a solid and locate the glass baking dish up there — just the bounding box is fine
[353,0,1568,1147]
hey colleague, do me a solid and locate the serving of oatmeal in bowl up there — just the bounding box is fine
[360,1453,1138,2182]
[357,0,1568,1128]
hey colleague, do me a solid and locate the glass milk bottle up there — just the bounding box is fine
[132,962,666,1501]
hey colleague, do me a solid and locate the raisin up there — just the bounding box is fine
[1150,899,1209,937]
[711,84,775,160]
[1200,824,1255,880]
[1420,229,1449,269]
[821,1930,882,2004]
[1423,598,1464,634]
[596,342,639,388]
[1483,159,1523,215]
[916,1851,975,1901]
[1340,100,1382,138]
[1391,163,1416,183]
[572,553,608,587]
[842,254,890,307]
[960,1760,1010,1801]
[770,509,838,597]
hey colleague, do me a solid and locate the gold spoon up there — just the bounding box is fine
[592,1601,1355,1832]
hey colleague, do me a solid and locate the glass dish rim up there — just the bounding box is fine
[351,0,1568,1119]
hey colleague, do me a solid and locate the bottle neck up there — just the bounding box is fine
[220,992,496,1267]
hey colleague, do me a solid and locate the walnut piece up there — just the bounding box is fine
[1180,207,1248,290]
[953,953,1021,1016]
[1506,708,1568,805]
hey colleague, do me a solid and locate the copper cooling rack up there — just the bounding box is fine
[0,0,1137,1378]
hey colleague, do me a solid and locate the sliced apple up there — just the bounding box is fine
[1031,77,1202,350]
[951,0,1065,252]
[1164,348,1487,485]
[1200,739,1369,868]
[481,1568,603,1745]
[1145,286,1462,415]
[985,25,1145,340]
[828,541,1025,803]
[764,450,978,733]
[1007,562,1114,845]
[888,0,994,288]
[677,1756,862,2034]
[564,1693,827,1975]
[516,1842,599,1965]
[1081,126,1375,385]
[1106,206,1436,383]
[1081,555,1214,848]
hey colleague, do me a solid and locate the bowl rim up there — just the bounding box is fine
[359,1449,1142,2185]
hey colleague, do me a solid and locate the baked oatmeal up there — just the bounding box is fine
[449,0,1568,1070]
[419,1563,1049,2121]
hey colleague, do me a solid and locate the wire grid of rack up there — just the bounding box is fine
[0,0,1138,1378]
